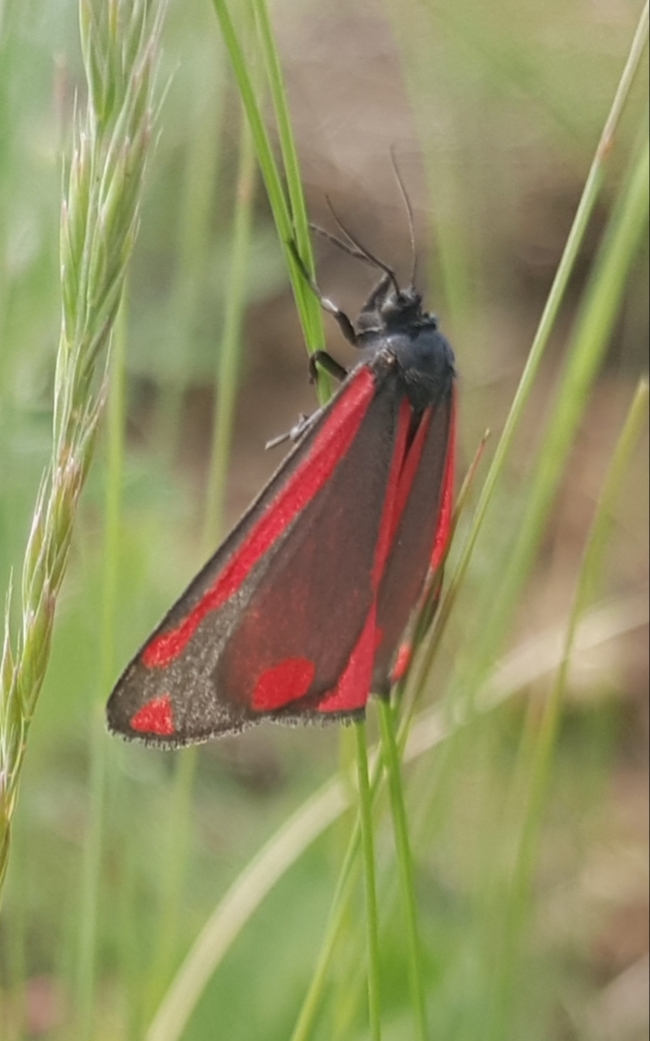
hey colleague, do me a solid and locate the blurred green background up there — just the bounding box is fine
[0,0,647,1039]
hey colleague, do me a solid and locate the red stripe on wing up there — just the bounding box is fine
[317,606,377,713]
[386,408,432,552]
[386,391,457,688]
[430,388,457,572]
[390,642,412,683]
[318,398,412,715]
[372,388,455,693]
[371,398,413,584]
[142,369,376,669]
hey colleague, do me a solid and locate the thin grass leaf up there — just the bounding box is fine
[462,126,648,701]
[209,0,324,370]
[203,114,258,547]
[251,0,323,349]
[353,720,383,1041]
[155,46,227,463]
[75,297,129,1036]
[487,379,649,1039]
[377,698,429,1041]
[414,2,649,693]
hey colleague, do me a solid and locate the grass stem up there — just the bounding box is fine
[353,721,382,1041]
[76,295,128,1037]
[378,699,429,1041]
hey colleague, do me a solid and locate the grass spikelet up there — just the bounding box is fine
[0,0,164,904]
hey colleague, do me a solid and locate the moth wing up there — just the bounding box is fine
[107,369,409,745]
[372,386,456,692]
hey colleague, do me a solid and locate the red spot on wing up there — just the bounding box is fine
[430,390,457,572]
[318,606,377,714]
[142,370,376,669]
[251,658,316,711]
[130,694,175,736]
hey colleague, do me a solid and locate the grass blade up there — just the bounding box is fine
[353,720,383,1041]
[378,699,429,1041]
[464,127,648,696]
[417,3,649,689]
[487,378,649,1038]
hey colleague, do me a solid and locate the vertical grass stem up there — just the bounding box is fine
[378,698,429,1041]
[353,721,382,1041]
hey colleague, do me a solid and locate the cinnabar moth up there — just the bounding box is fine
[107,232,456,746]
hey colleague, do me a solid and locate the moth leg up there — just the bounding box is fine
[265,410,322,451]
[308,350,348,385]
[288,240,358,347]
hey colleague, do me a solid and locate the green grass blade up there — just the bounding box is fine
[415,3,649,688]
[155,56,227,464]
[203,116,258,546]
[288,843,361,1041]
[146,779,349,1041]
[75,296,128,1037]
[488,378,649,1039]
[353,721,383,1041]
[464,127,648,696]
[377,699,429,1041]
[209,0,321,361]
[251,0,324,347]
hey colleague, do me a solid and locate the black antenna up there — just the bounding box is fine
[324,197,401,297]
[390,148,417,287]
[309,223,378,269]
